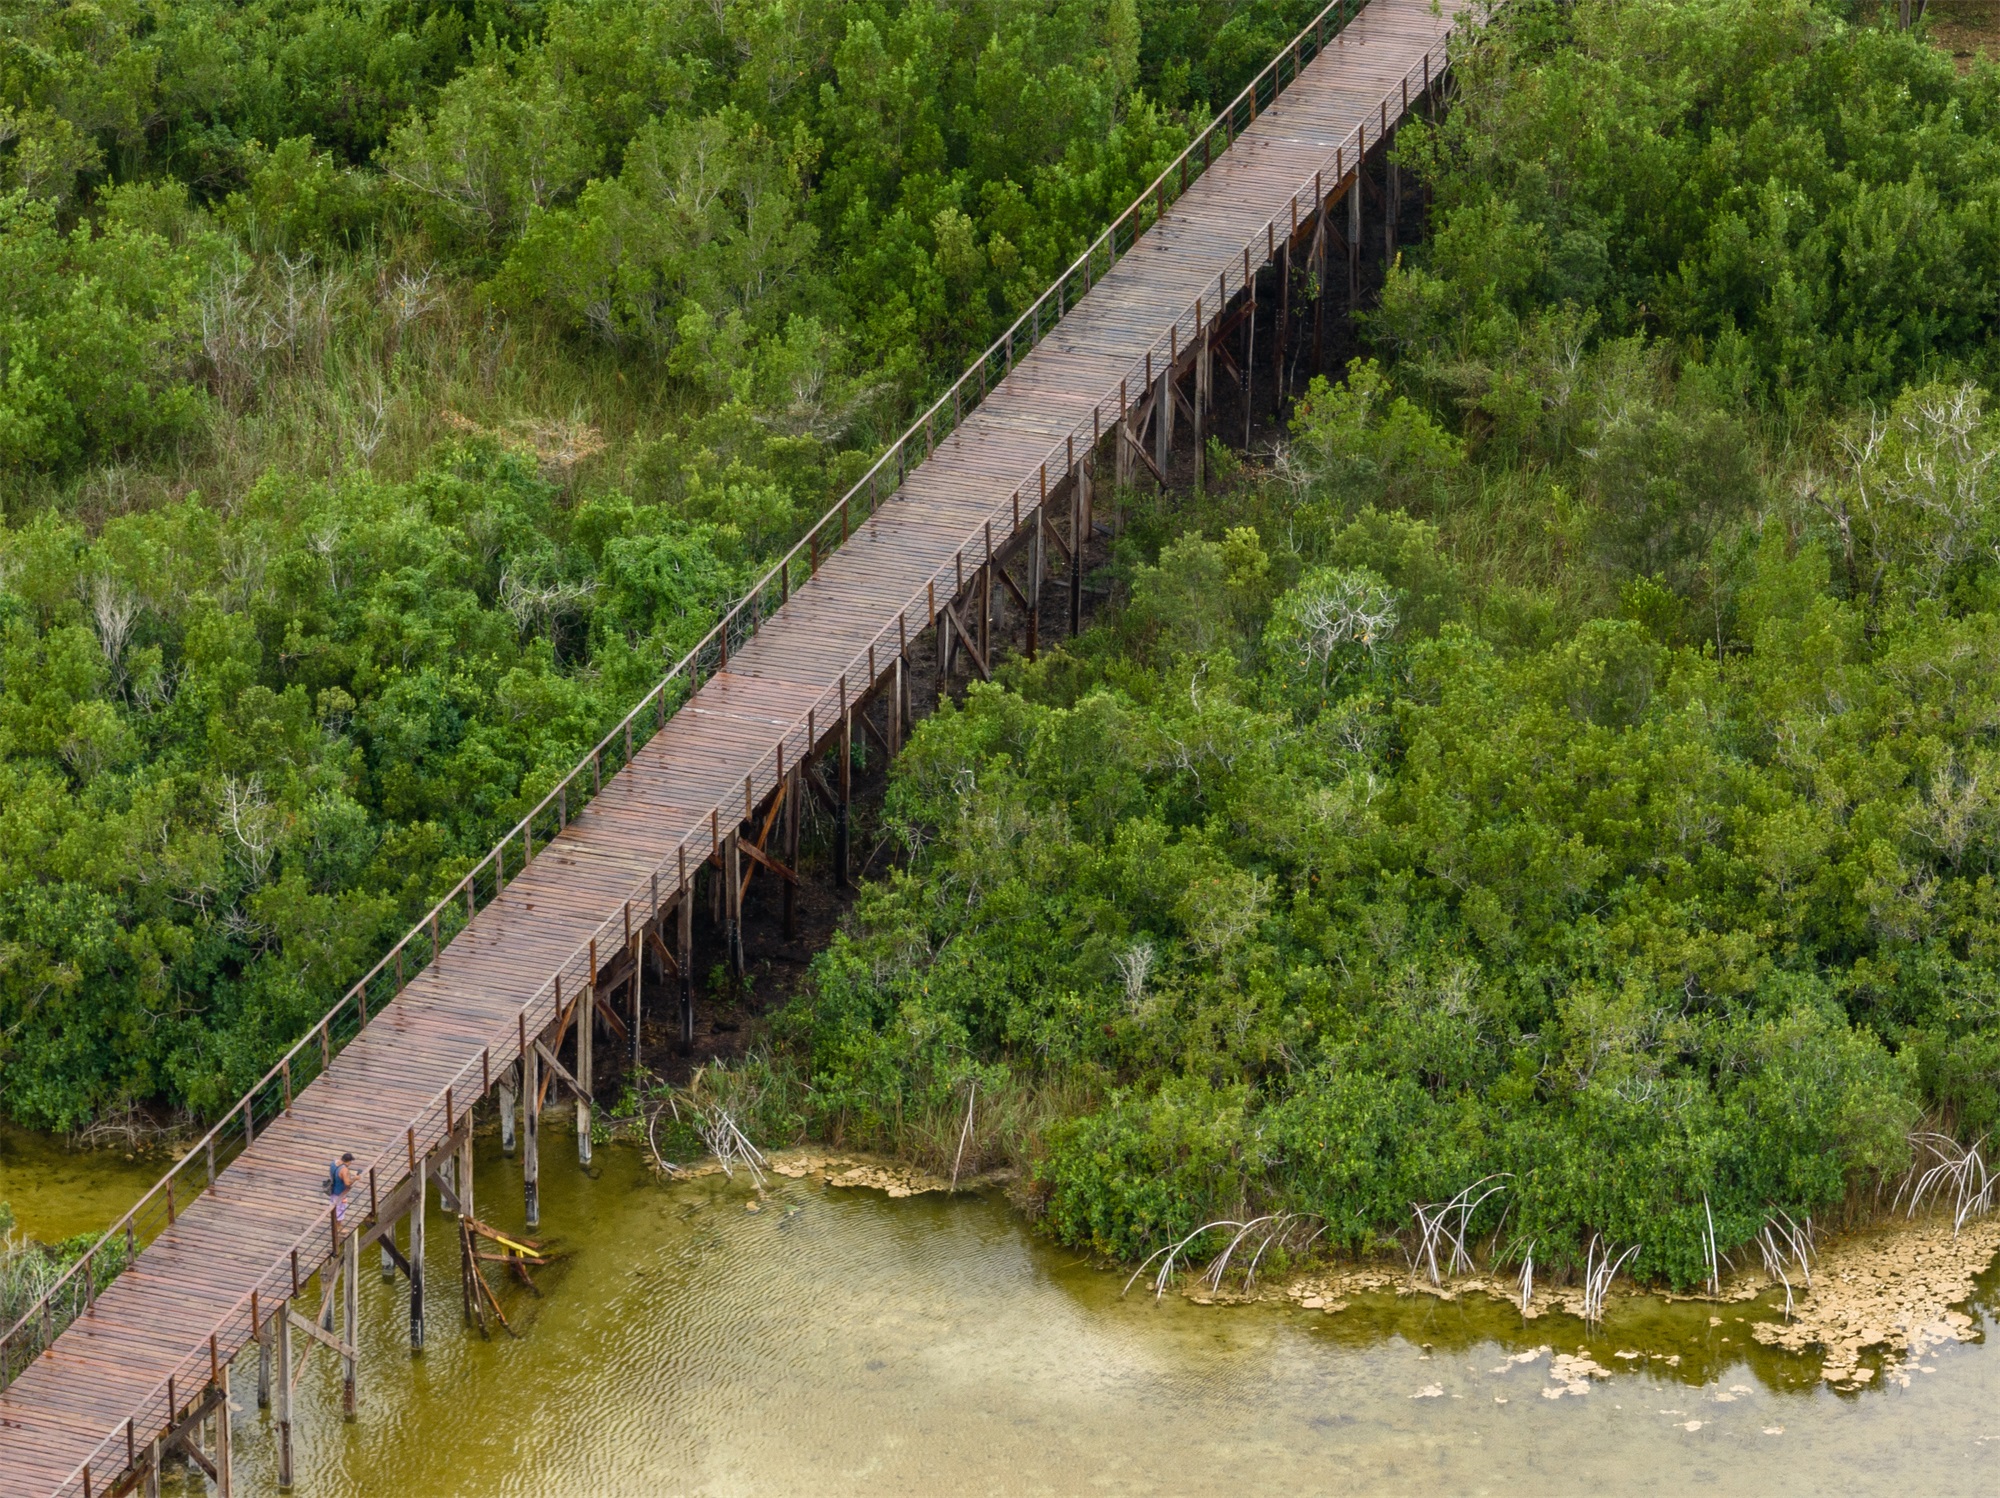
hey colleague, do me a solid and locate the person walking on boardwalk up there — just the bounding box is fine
[328,1152,359,1221]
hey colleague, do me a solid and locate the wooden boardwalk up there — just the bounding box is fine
[0,1,1462,1490]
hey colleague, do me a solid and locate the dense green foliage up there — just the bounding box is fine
[0,0,1263,486]
[2,452,746,1125]
[1387,0,2000,413]
[779,0,2000,1282]
[0,0,1262,1126]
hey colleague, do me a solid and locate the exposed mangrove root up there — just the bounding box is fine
[1701,1194,1721,1298]
[699,1106,768,1188]
[1756,1209,1816,1320]
[950,1080,977,1193]
[1123,1214,1324,1303]
[1580,1235,1640,1325]
[676,1064,771,1189]
[1408,1175,1509,1287]
[1895,1131,1995,1235]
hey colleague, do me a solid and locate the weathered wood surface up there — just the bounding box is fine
[0,2,1460,1490]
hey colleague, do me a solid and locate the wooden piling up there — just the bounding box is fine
[1028,508,1044,660]
[576,982,594,1166]
[979,553,993,669]
[215,1362,233,1497]
[1348,164,1362,310]
[835,710,853,887]
[1313,199,1328,375]
[275,1306,294,1490]
[499,1060,517,1156]
[458,1128,475,1221]
[1195,329,1211,489]
[677,869,695,1051]
[256,1309,271,1409]
[1244,259,1257,447]
[408,1163,426,1351]
[341,1223,358,1418]
[1068,469,1083,637]
[722,834,744,980]
[1274,238,1290,411]
[523,1034,541,1228]
[1385,135,1400,261]
[630,922,644,1074]
[782,768,801,936]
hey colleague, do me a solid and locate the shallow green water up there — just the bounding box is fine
[0,1126,163,1242]
[11,1135,2000,1496]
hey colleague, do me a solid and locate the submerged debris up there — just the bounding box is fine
[1542,1349,1610,1397]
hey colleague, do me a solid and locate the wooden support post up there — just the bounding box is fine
[721,834,743,979]
[257,1312,271,1408]
[456,1124,478,1329]
[458,1127,475,1223]
[1068,467,1085,637]
[408,1163,426,1352]
[1348,170,1362,311]
[1244,263,1257,447]
[782,768,801,936]
[630,926,643,1074]
[576,983,594,1165]
[1195,330,1211,490]
[835,711,853,888]
[216,1362,233,1498]
[678,879,695,1051]
[523,1027,541,1228]
[1080,460,1095,563]
[889,657,905,755]
[1314,203,1328,376]
[499,1060,517,1156]
[143,1438,160,1498]
[341,1222,358,1418]
[980,556,993,668]
[1028,508,1044,660]
[1274,238,1289,412]
[1385,136,1400,262]
[1153,363,1171,481]
[275,1307,294,1491]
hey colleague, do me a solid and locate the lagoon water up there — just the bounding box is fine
[6,1137,1999,1497]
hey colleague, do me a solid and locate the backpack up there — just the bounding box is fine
[326,1159,344,1195]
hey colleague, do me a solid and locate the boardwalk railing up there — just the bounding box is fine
[26,11,1462,1491]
